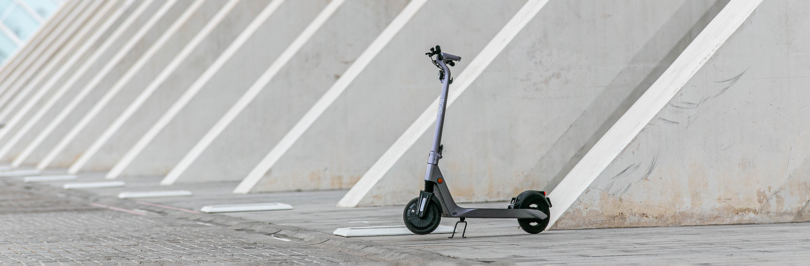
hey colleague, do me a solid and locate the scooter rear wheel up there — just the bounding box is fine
[517,194,551,234]
[403,197,441,235]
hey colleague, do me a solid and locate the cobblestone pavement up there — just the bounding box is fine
[0,180,458,265]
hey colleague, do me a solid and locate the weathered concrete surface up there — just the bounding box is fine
[554,0,810,229]
[356,0,727,206]
[77,0,266,174]
[173,0,408,184]
[22,1,196,168]
[0,1,147,164]
[0,1,123,163]
[48,1,228,169]
[117,0,331,178]
[249,0,529,193]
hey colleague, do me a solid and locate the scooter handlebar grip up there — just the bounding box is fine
[441,52,461,61]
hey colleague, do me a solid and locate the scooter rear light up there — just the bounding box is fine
[542,191,546,196]
[438,178,443,184]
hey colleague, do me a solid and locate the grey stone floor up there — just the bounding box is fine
[5,169,810,265]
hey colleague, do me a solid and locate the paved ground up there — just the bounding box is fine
[3,170,810,265]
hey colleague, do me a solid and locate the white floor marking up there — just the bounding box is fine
[232,0,429,194]
[71,0,242,175]
[545,0,762,229]
[0,0,95,124]
[63,181,126,189]
[107,0,286,179]
[41,0,206,170]
[27,0,177,169]
[23,175,77,183]
[199,202,293,213]
[337,0,549,207]
[0,170,40,177]
[332,225,455,237]
[118,190,193,199]
[162,0,346,185]
[0,0,139,161]
[0,0,82,108]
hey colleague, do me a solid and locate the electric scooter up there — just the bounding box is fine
[403,46,552,237]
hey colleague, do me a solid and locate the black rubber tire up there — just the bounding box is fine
[517,194,551,234]
[403,197,442,235]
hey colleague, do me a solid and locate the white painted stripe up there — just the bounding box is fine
[41,0,206,170]
[107,0,286,179]
[63,181,126,189]
[12,0,43,22]
[545,0,762,229]
[162,0,345,185]
[24,175,77,182]
[232,0,428,194]
[332,225,455,237]
[29,0,176,169]
[71,0,242,175]
[0,0,137,160]
[0,0,95,122]
[200,202,293,213]
[335,0,549,207]
[117,190,192,199]
[0,170,40,177]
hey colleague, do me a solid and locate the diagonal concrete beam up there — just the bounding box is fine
[545,0,763,229]
[161,0,346,185]
[106,0,287,179]
[336,0,550,207]
[69,0,242,175]
[40,0,207,170]
[232,0,429,194]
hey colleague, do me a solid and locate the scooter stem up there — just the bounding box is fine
[426,60,451,169]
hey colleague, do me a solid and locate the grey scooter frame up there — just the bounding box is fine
[417,47,548,221]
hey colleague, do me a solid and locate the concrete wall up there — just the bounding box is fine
[171,0,409,184]
[1,0,147,164]
[348,0,728,206]
[42,0,201,169]
[115,0,330,178]
[246,0,528,193]
[76,0,265,174]
[554,0,810,229]
[59,0,231,173]
[0,0,120,162]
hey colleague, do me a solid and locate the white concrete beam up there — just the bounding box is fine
[233,0,428,194]
[106,0,287,179]
[40,0,206,170]
[17,0,178,169]
[545,0,762,229]
[336,0,549,207]
[69,0,242,174]
[161,0,346,185]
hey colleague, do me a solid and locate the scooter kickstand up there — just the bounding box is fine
[449,217,467,238]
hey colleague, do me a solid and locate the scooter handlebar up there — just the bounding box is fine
[441,52,461,62]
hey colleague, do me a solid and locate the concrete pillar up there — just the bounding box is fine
[163,0,409,185]
[107,0,333,178]
[340,0,731,207]
[77,0,268,175]
[553,0,810,229]
[0,0,159,164]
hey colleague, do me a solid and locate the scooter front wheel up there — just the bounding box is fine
[516,193,551,234]
[403,197,441,234]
